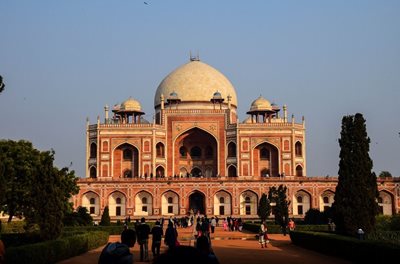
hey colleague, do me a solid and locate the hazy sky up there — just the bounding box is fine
[1,1,399,177]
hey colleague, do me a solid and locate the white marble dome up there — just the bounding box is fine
[154,60,238,108]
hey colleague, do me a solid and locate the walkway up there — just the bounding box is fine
[58,226,351,264]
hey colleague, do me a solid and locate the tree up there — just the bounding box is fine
[100,206,111,226]
[378,171,392,178]
[332,113,379,236]
[0,140,41,222]
[269,185,290,230]
[304,208,329,225]
[0,140,79,240]
[64,206,93,226]
[0,75,4,93]
[257,193,271,222]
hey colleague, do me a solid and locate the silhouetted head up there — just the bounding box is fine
[141,217,146,223]
[121,228,136,247]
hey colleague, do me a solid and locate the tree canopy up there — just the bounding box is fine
[257,193,271,222]
[268,185,290,227]
[0,140,79,240]
[332,113,378,236]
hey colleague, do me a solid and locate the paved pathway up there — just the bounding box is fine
[58,226,351,264]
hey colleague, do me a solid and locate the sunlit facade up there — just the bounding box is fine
[72,57,399,220]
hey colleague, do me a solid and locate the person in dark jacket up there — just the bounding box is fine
[151,221,164,257]
[98,228,136,264]
[164,222,178,249]
[136,217,151,262]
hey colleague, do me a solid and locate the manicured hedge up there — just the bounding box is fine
[4,231,108,264]
[243,223,329,233]
[290,231,400,263]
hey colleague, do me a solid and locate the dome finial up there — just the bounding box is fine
[189,50,200,61]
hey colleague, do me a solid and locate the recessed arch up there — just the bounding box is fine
[113,143,139,178]
[227,165,237,177]
[378,190,394,215]
[82,191,100,216]
[156,165,165,178]
[156,142,165,158]
[295,141,302,156]
[319,190,335,212]
[174,127,218,179]
[189,190,206,215]
[253,142,279,177]
[90,142,97,159]
[135,191,153,216]
[89,166,97,178]
[161,190,179,215]
[240,190,258,215]
[213,190,232,216]
[293,190,311,216]
[296,165,303,176]
[108,191,126,217]
[227,141,236,158]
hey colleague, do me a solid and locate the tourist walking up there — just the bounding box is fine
[151,221,163,258]
[136,217,151,262]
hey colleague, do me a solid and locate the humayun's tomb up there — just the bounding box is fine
[72,56,400,220]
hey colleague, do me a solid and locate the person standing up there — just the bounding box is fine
[259,221,268,248]
[98,228,136,264]
[136,217,151,262]
[164,222,178,249]
[210,217,217,234]
[288,219,296,231]
[151,221,163,258]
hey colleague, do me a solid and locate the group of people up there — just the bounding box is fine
[98,217,219,264]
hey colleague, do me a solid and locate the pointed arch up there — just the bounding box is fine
[240,190,258,215]
[319,190,335,212]
[296,165,303,176]
[378,190,394,215]
[135,191,153,216]
[253,141,279,177]
[227,141,236,158]
[113,143,139,178]
[82,191,100,215]
[174,127,219,180]
[295,141,302,156]
[90,142,97,158]
[293,190,311,216]
[161,190,179,215]
[108,191,127,217]
[156,142,165,158]
[156,165,165,178]
[89,166,97,178]
[213,190,232,216]
[227,165,237,177]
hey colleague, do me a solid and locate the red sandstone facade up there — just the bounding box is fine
[73,58,400,220]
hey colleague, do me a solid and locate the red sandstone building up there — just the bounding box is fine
[73,57,400,220]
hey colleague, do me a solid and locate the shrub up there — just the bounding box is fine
[5,231,108,264]
[100,206,111,226]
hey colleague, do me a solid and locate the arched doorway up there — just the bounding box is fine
[113,143,139,178]
[228,165,237,177]
[189,191,205,215]
[191,167,202,177]
[175,128,218,179]
[254,142,279,177]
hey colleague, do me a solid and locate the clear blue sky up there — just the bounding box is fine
[1,0,399,177]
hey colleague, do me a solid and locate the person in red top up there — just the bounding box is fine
[288,219,296,231]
